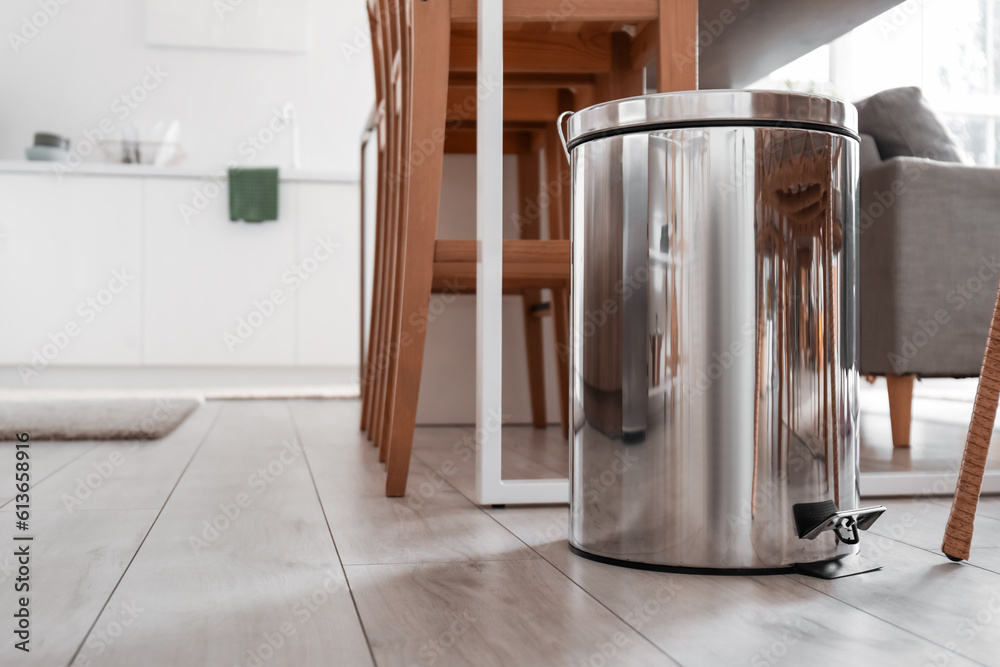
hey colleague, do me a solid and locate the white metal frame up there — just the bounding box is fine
[861,471,1000,498]
[475,0,569,505]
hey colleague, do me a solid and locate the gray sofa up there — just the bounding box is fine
[857,87,1000,445]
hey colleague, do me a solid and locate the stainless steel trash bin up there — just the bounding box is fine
[565,90,883,573]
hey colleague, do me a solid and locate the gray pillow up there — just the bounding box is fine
[855,87,965,163]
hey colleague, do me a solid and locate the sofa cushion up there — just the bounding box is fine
[856,87,965,163]
[858,158,1000,376]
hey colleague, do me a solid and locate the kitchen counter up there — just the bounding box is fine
[0,159,355,183]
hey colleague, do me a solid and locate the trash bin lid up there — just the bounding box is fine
[565,90,858,150]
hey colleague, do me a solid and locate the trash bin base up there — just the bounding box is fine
[569,544,881,578]
[568,544,796,577]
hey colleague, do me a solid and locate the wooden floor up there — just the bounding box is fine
[2,399,1000,666]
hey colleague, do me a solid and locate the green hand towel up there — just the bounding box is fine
[229,167,279,222]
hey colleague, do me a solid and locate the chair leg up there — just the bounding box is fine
[361,6,387,435]
[373,0,403,456]
[375,160,402,461]
[385,0,450,497]
[368,0,391,445]
[551,290,571,439]
[546,125,571,439]
[361,138,387,433]
[518,148,548,429]
[522,288,548,429]
[886,374,915,447]
[359,140,368,428]
[370,187,396,448]
[596,33,645,103]
[656,0,699,92]
[943,282,1000,561]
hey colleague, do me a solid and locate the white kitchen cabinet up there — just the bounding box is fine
[295,182,360,366]
[142,177,299,365]
[0,163,361,372]
[0,173,143,370]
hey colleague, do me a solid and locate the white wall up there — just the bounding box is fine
[0,0,374,174]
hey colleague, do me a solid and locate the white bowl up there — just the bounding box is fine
[25,145,70,162]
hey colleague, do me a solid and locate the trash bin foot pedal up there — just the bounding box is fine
[794,554,882,579]
[793,501,886,544]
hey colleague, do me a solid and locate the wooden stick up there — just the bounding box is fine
[942,281,1000,560]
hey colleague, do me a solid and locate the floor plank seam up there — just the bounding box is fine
[934,504,1000,526]
[868,530,1000,578]
[785,573,991,666]
[0,507,170,513]
[478,506,683,666]
[287,401,379,667]
[64,403,225,667]
[411,438,568,481]
[413,449,683,666]
[339,556,545,568]
[0,442,101,511]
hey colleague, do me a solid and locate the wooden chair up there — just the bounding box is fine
[369,0,699,496]
[360,0,580,457]
[361,0,587,451]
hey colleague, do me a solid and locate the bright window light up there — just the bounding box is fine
[748,0,1000,166]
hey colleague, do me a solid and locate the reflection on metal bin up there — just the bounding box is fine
[562,90,884,575]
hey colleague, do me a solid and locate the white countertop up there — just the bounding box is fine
[0,159,357,183]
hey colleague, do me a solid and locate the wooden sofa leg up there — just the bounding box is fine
[886,374,915,447]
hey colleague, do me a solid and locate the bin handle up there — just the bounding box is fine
[557,111,573,165]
